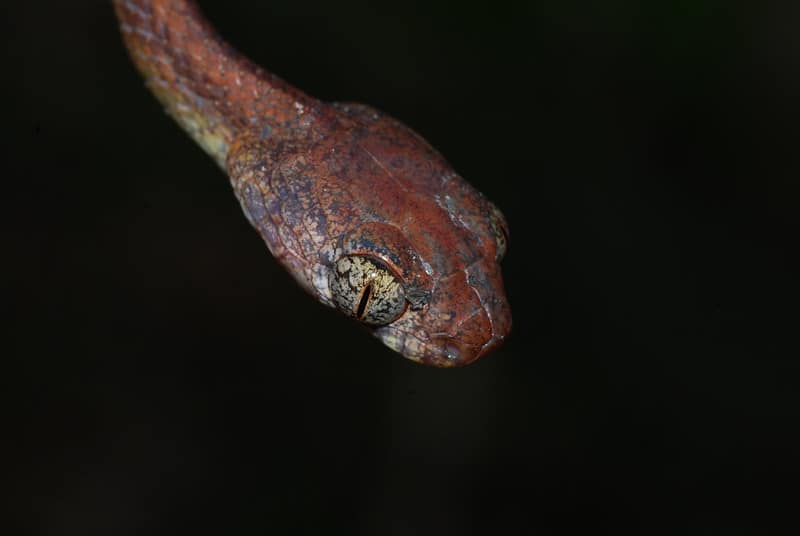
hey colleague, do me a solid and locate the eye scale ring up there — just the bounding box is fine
[330,256,407,326]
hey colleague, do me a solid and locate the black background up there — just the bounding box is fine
[5,1,800,533]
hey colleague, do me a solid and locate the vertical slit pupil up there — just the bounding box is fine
[356,283,373,320]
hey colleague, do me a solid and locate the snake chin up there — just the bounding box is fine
[373,313,510,368]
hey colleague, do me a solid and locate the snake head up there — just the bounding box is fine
[330,216,510,366]
[228,104,511,366]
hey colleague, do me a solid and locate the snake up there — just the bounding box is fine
[113,0,511,367]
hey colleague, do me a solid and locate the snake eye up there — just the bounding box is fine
[330,256,407,326]
[488,204,509,261]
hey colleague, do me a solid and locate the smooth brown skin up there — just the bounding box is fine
[114,0,511,366]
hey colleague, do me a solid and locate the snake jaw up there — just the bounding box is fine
[373,325,506,368]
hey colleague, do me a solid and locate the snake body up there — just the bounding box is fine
[114,0,511,366]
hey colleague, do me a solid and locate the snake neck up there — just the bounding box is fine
[113,0,321,168]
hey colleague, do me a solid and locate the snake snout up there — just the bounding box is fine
[425,305,510,367]
[416,264,511,366]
